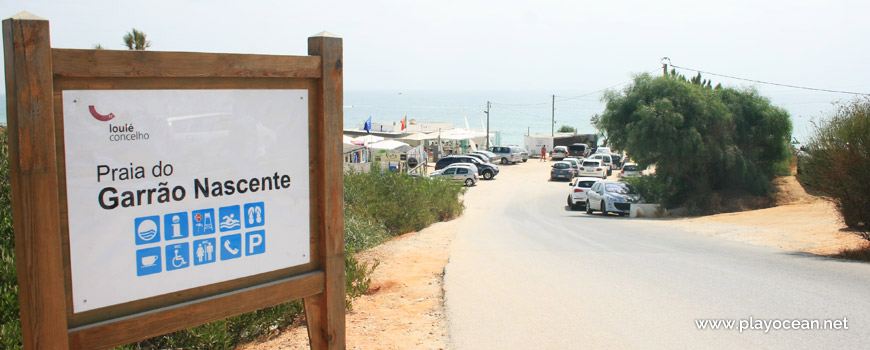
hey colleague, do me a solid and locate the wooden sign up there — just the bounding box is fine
[3,12,345,349]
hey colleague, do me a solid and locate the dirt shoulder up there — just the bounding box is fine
[645,176,868,255]
[241,218,457,350]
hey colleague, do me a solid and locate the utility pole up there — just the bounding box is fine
[551,94,555,137]
[485,101,491,149]
[662,57,669,76]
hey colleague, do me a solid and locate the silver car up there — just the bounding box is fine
[430,163,479,186]
[585,181,645,216]
[488,146,523,165]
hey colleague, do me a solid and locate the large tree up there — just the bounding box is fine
[599,73,791,207]
[123,28,151,50]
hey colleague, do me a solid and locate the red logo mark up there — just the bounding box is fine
[89,105,115,122]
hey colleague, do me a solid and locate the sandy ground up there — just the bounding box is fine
[241,160,866,349]
[645,175,868,255]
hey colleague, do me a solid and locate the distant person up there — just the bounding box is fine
[541,146,547,161]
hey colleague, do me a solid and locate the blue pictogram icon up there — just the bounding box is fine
[218,205,241,232]
[245,230,266,256]
[243,202,265,228]
[193,238,216,266]
[218,205,242,232]
[134,216,160,245]
[136,246,162,276]
[165,242,190,271]
[163,212,189,241]
[220,234,243,260]
[192,208,216,236]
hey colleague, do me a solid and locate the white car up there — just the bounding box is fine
[567,177,601,210]
[618,162,641,178]
[595,146,612,154]
[585,181,645,216]
[430,163,479,186]
[563,157,581,177]
[588,154,613,176]
[577,159,607,178]
[551,146,569,160]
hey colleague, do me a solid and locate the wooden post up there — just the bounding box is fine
[304,32,346,350]
[2,12,70,349]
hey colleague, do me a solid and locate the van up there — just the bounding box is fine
[568,143,589,158]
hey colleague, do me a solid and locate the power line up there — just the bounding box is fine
[554,67,662,102]
[668,62,870,96]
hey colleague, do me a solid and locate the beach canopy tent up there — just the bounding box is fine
[342,135,355,144]
[368,139,412,153]
[397,132,437,147]
[351,134,384,145]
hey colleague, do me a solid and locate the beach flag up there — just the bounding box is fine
[400,116,407,131]
[364,116,372,133]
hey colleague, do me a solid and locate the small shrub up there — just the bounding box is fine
[799,98,870,240]
[344,247,379,311]
[0,127,22,350]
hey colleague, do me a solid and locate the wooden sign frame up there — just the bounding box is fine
[3,13,345,349]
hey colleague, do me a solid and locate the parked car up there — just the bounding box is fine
[563,157,581,177]
[471,150,497,163]
[618,162,641,178]
[568,143,590,158]
[435,155,499,180]
[595,146,612,154]
[588,154,613,176]
[464,153,490,164]
[577,159,607,178]
[585,181,645,216]
[488,146,523,165]
[550,161,574,181]
[567,177,601,210]
[430,163,479,186]
[551,146,569,160]
[508,145,529,162]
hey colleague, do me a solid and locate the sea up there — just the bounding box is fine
[0,89,851,147]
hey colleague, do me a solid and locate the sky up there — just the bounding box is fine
[1,0,868,93]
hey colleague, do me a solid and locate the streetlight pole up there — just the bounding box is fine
[485,101,491,149]
[551,94,555,137]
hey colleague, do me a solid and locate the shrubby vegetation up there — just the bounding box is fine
[798,98,870,240]
[0,146,465,348]
[599,72,792,212]
[0,128,22,350]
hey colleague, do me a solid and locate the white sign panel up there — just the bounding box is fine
[62,90,311,312]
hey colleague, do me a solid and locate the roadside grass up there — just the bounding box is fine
[0,139,465,350]
[831,243,870,262]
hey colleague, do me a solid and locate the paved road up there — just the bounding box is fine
[443,160,870,349]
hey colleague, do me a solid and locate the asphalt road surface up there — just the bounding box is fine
[443,160,870,349]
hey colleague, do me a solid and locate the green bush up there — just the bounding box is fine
[344,164,466,235]
[0,127,22,349]
[798,98,870,239]
[599,73,793,211]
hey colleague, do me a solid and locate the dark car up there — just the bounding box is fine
[550,161,574,181]
[435,155,500,180]
[568,143,589,158]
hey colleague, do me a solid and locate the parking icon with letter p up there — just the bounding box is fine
[246,230,266,256]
